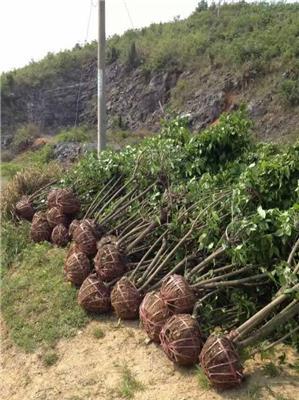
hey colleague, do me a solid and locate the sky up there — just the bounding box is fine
[0,0,200,73]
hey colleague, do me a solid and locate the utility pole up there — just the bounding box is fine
[98,0,106,155]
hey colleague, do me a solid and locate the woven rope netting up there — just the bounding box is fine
[139,291,171,342]
[30,212,52,242]
[111,277,142,319]
[199,335,244,390]
[160,274,195,314]
[64,251,91,286]
[78,274,111,313]
[47,188,80,215]
[15,195,35,221]
[160,314,204,366]
[97,235,118,249]
[69,219,80,238]
[94,243,126,282]
[51,224,69,247]
[46,206,67,228]
[73,223,97,256]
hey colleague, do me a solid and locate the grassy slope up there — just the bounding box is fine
[1,226,90,352]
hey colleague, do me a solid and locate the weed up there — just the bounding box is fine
[196,366,211,390]
[92,327,105,339]
[262,362,280,378]
[42,350,59,367]
[117,365,145,399]
[246,383,263,400]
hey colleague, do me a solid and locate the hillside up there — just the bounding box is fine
[1,1,299,148]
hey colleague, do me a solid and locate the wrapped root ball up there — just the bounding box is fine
[51,223,69,247]
[47,188,61,209]
[73,223,97,256]
[97,234,118,249]
[69,219,80,238]
[160,314,203,366]
[64,251,91,286]
[81,218,104,239]
[15,195,35,221]
[111,277,142,319]
[160,274,195,314]
[48,188,80,215]
[199,335,243,390]
[78,274,111,313]
[46,206,67,228]
[66,242,80,258]
[94,243,126,282]
[139,291,171,343]
[30,212,52,243]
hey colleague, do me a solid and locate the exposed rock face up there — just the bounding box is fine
[2,60,298,146]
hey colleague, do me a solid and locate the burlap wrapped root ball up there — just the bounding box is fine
[111,277,142,319]
[30,212,52,242]
[97,234,118,249]
[51,223,69,247]
[67,242,80,258]
[47,188,80,215]
[46,206,67,228]
[199,335,244,390]
[73,223,97,256]
[139,291,171,343]
[69,219,80,238]
[64,251,91,286]
[94,243,126,282]
[160,314,204,366]
[81,218,104,239]
[15,195,35,221]
[78,274,111,313]
[160,274,195,314]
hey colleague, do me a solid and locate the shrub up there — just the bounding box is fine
[11,123,41,153]
[55,126,93,143]
[280,79,299,106]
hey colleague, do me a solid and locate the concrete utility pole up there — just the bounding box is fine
[97,0,106,155]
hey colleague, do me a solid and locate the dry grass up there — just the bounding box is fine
[1,164,62,219]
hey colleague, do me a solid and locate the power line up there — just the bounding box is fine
[122,0,134,29]
[74,0,94,127]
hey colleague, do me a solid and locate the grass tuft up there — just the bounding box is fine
[92,326,105,339]
[117,365,145,399]
[196,366,211,390]
[42,350,59,367]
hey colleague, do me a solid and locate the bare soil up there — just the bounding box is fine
[1,316,298,400]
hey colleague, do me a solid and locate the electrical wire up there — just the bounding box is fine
[74,0,94,127]
[122,0,134,29]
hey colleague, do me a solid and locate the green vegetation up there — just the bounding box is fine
[92,326,105,339]
[1,241,90,352]
[11,123,40,153]
[55,126,94,143]
[117,365,145,399]
[42,350,59,367]
[2,2,298,84]
[196,367,211,390]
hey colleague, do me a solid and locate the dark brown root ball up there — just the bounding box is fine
[139,291,171,343]
[97,234,118,249]
[46,206,67,228]
[111,277,142,320]
[94,243,126,282]
[30,212,52,243]
[160,274,195,314]
[15,195,35,221]
[69,219,80,238]
[66,242,80,258]
[47,188,61,209]
[73,223,97,256]
[51,223,69,247]
[80,218,104,239]
[78,274,111,313]
[48,188,80,215]
[199,335,244,390]
[160,314,204,366]
[64,251,91,286]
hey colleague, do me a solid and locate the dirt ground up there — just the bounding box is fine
[1,316,299,400]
